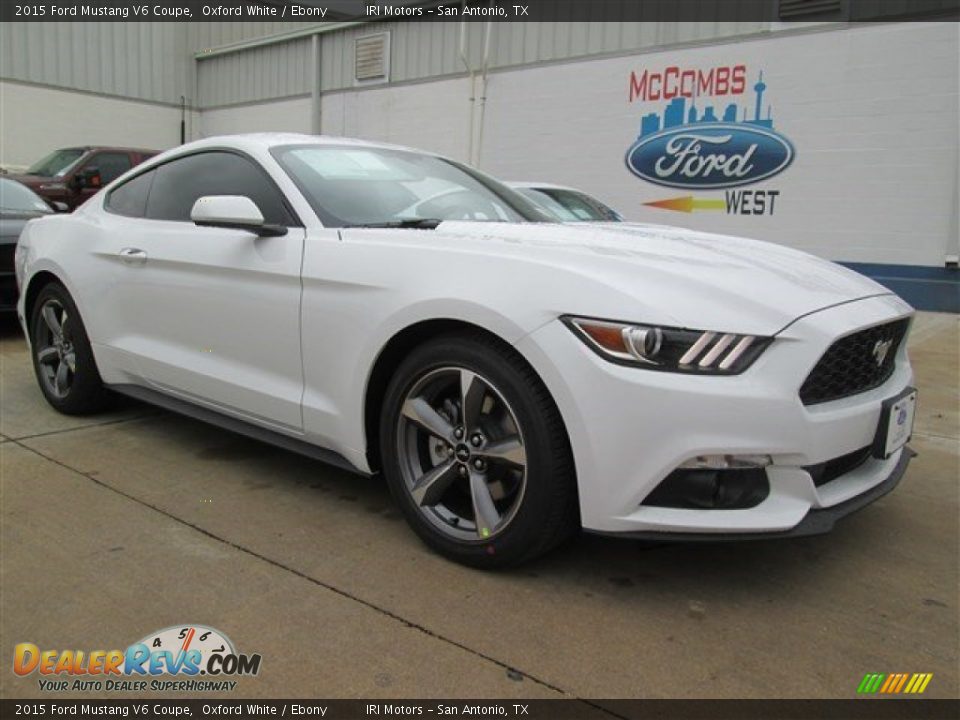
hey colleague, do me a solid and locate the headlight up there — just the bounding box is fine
[562,316,771,374]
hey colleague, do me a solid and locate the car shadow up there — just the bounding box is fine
[148,409,860,600]
[1,311,890,598]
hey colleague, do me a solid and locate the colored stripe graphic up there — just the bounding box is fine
[857,672,933,694]
[644,196,727,213]
[893,674,909,693]
[905,673,934,694]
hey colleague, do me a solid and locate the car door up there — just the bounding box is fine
[73,151,134,207]
[101,150,306,432]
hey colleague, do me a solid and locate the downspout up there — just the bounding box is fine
[458,14,476,165]
[311,33,322,135]
[474,20,493,168]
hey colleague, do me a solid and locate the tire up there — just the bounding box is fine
[380,331,579,568]
[29,282,110,415]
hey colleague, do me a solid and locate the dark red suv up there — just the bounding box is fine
[7,146,159,211]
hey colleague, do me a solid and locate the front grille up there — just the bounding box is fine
[804,446,872,487]
[799,318,909,405]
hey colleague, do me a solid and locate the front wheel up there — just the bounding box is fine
[29,282,109,415]
[380,332,579,568]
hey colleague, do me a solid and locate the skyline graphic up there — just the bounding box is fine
[638,70,774,138]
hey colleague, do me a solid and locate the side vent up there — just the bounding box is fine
[355,33,389,83]
[779,0,844,18]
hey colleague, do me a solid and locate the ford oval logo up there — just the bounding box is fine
[625,124,795,190]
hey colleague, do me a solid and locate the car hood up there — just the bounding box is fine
[356,221,893,335]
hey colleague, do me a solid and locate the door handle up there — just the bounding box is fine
[118,247,148,265]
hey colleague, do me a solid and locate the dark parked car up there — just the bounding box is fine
[7,146,158,211]
[0,178,58,311]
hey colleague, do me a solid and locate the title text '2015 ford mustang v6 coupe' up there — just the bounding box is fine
[15,134,916,567]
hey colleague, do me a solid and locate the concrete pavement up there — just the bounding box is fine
[1,313,957,701]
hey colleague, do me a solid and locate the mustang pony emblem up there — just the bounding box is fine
[872,339,894,367]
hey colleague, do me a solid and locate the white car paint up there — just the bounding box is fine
[16,133,915,538]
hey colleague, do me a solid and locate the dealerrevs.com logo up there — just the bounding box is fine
[13,625,261,692]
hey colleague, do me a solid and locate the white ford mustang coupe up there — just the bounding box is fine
[15,134,917,567]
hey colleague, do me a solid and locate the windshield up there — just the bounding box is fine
[25,148,86,177]
[272,144,553,228]
[533,187,623,222]
[514,188,582,222]
[0,178,52,216]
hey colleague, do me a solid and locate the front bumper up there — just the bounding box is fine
[591,446,913,541]
[515,293,915,535]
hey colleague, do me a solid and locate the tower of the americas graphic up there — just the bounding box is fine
[753,71,766,122]
[748,71,774,128]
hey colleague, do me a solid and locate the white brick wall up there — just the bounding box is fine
[474,22,959,266]
[199,97,313,137]
[0,81,190,169]
[200,22,958,266]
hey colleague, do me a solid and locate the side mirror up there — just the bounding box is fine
[52,201,70,213]
[75,167,102,190]
[190,196,287,237]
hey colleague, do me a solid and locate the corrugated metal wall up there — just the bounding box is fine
[187,21,319,53]
[205,20,770,107]
[0,21,322,106]
[3,9,956,109]
[0,20,782,109]
[320,21,771,95]
[197,37,313,107]
[0,22,190,105]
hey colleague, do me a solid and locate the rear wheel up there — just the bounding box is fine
[380,332,578,568]
[30,282,109,415]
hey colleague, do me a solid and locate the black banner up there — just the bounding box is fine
[2,699,960,720]
[2,0,958,23]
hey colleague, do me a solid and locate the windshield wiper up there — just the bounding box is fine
[344,218,444,229]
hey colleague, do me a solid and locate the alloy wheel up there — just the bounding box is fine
[35,299,76,399]
[396,366,527,542]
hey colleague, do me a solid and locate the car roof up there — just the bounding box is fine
[174,133,432,157]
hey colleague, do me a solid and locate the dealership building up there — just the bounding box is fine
[1,4,957,309]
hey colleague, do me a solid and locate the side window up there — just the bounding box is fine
[105,169,156,218]
[87,152,133,184]
[145,151,294,225]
